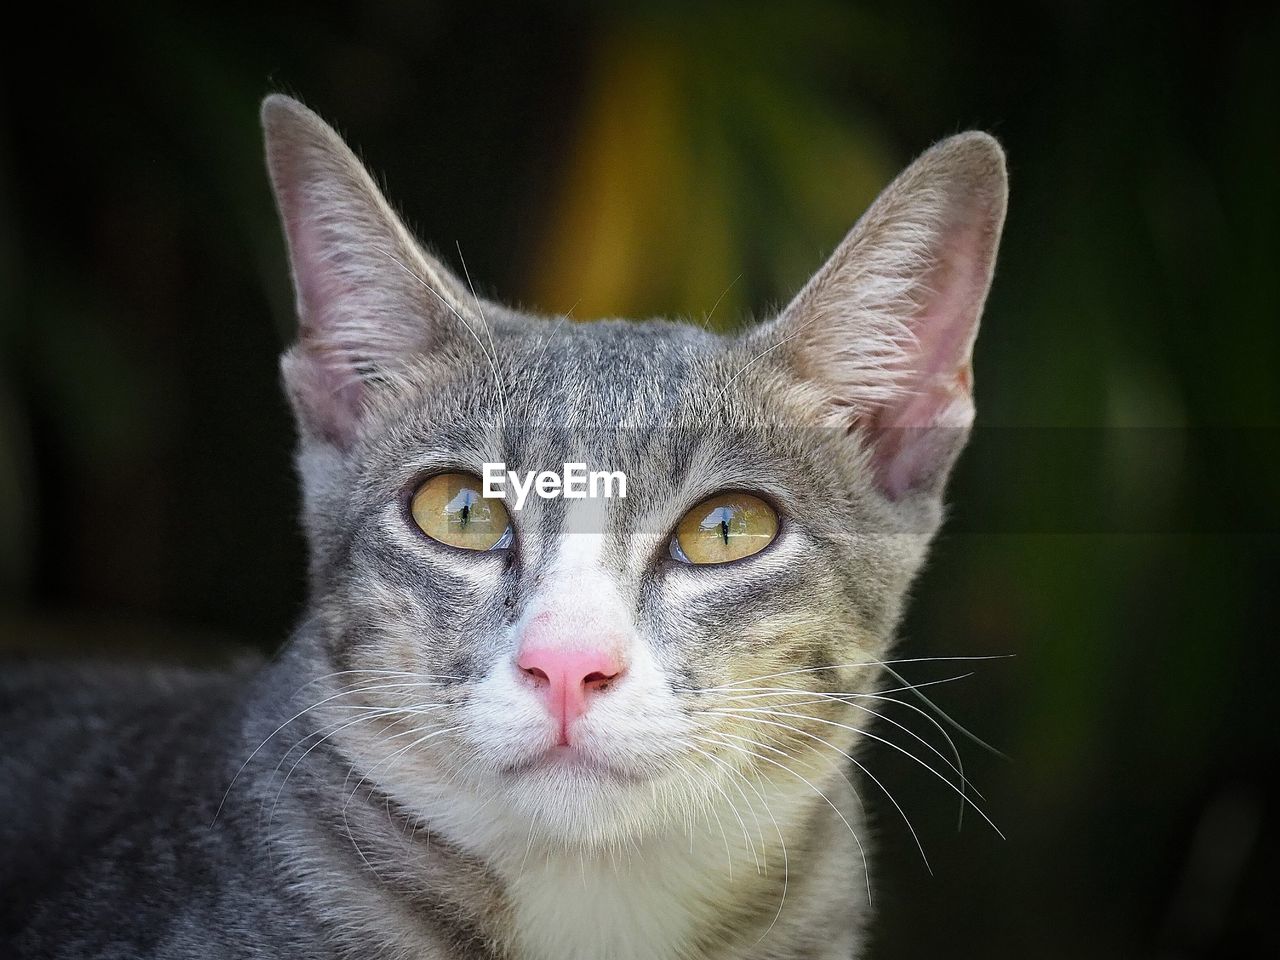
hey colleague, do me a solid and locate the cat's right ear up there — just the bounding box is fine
[757,132,1007,503]
[261,94,472,446]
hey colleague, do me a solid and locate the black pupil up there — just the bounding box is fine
[719,517,730,545]
[459,492,471,527]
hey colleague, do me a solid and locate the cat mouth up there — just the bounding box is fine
[503,744,643,784]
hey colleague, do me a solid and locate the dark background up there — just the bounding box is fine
[1,2,1276,956]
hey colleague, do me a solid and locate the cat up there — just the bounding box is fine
[0,95,1007,959]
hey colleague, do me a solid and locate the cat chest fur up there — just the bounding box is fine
[500,831,784,960]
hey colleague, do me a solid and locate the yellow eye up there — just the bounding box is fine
[672,492,779,565]
[410,473,512,552]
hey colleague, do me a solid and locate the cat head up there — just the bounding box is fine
[261,95,1006,849]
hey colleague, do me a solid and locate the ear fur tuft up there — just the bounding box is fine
[762,131,1008,499]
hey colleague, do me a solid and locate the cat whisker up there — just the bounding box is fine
[699,273,742,330]
[845,693,980,822]
[270,703,419,784]
[529,300,579,394]
[710,705,1003,839]
[295,669,467,692]
[339,723,461,875]
[674,740,742,880]
[697,688,980,802]
[675,737,762,876]
[323,682,459,703]
[713,711,931,873]
[692,730,872,907]
[677,736,770,875]
[377,247,508,430]
[215,679,457,824]
[700,674,990,822]
[688,654,1012,693]
[689,654,1008,820]
[873,659,1010,760]
[265,705,426,827]
[685,744,794,941]
[268,700,452,812]
[454,241,508,431]
[699,671,975,702]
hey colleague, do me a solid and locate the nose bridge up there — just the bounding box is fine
[524,497,632,655]
[520,600,625,655]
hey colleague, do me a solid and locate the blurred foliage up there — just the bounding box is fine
[531,3,896,321]
[0,1,1276,957]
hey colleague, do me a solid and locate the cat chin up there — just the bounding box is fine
[489,757,723,848]
[359,738,692,849]
[500,781,682,849]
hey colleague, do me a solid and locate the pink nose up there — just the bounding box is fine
[517,647,623,745]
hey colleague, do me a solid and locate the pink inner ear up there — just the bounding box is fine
[280,193,373,446]
[284,347,364,447]
[869,378,975,499]
[861,213,990,499]
[265,98,449,448]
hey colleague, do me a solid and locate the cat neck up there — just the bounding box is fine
[387,764,857,960]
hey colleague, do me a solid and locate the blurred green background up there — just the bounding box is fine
[1,2,1276,956]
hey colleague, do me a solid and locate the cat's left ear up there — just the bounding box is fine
[761,132,1008,501]
[262,94,475,447]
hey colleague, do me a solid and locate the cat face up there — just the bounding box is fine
[261,96,1006,848]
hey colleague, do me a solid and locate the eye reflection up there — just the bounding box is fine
[672,492,778,565]
[411,473,512,551]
